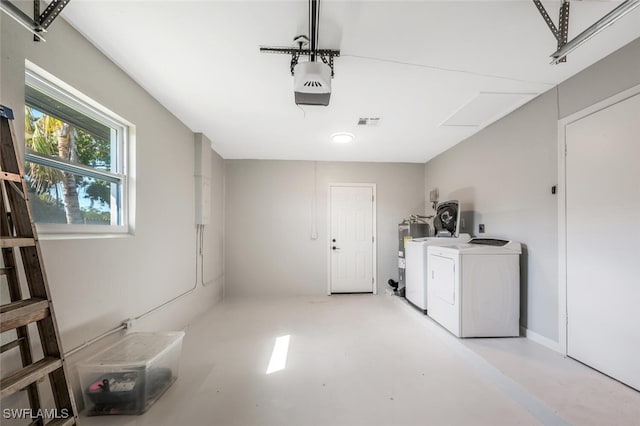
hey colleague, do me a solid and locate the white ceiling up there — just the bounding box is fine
[61,1,640,163]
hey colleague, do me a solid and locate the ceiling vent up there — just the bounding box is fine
[358,117,381,126]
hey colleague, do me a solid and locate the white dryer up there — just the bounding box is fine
[405,234,471,311]
[426,239,521,337]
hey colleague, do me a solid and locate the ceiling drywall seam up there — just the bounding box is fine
[341,54,556,86]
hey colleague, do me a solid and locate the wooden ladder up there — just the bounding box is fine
[0,105,77,425]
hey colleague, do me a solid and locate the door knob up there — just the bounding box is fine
[332,246,340,250]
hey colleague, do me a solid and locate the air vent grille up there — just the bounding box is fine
[358,117,381,126]
[303,81,323,87]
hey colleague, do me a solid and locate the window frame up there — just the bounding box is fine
[24,66,130,235]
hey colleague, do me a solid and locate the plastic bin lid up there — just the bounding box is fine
[80,332,185,367]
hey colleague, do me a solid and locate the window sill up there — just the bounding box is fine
[37,232,133,241]
[35,224,132,240]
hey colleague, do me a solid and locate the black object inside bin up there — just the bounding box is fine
[86,367,173,415]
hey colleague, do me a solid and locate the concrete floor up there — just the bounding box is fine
[80,295,640,425]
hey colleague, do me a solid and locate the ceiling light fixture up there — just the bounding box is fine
[331,132,355,144]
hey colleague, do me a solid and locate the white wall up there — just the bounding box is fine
[0,9,225,403]
[424,38,640,343]
[225,160,425,296]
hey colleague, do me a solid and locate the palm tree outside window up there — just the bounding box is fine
[24,66,129,234]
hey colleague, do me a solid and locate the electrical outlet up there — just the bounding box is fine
[479,224,485,233]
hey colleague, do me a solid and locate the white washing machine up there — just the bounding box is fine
[426,239,521,337]
[405,234,471,311]
[405,200,470,312]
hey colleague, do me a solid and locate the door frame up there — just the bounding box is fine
[327,183,377,295]
[557,84,640,355]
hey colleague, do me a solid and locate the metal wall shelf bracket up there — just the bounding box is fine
[532,0,570,63]
[0,0,71,42]
[533,0,640,64]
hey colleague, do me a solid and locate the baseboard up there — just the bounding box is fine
[520,326,563,354]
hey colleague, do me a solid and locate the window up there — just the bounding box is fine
[24,67,129,234]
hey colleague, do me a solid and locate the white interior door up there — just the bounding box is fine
[329,185,375,293]
[565,92,640,390]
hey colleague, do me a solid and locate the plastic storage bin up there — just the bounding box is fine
[77,331,185,416]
